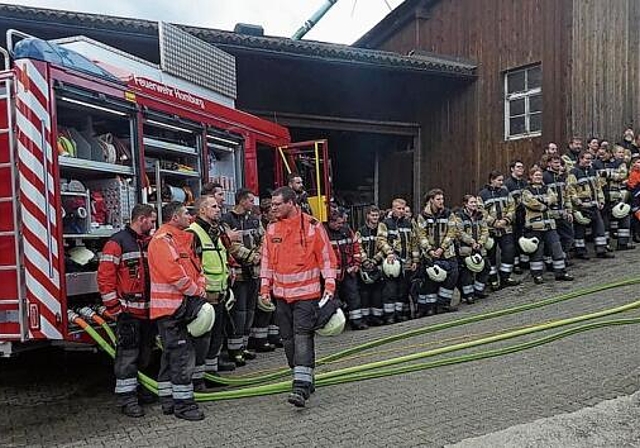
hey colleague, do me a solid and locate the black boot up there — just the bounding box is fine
[501,276,521,287]
[287,389,306,408]
[533,275,544,285]
[217,360,236,372]
[555,272,574,281]
[174,400,205,421]
[121,401,145,418]
[596,252,615,259]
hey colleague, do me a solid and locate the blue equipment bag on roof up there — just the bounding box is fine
[13,37,120,83]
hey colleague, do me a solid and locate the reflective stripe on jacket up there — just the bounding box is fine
[149,223,205,319]
[188,221,228,293]
[522,184,558,231]
[260,210,337,302]
[97,226,150,318]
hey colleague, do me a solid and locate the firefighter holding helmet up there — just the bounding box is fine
[521,167,574,284]
[454,195,491,304]
[97,204,157,418]
[412,188,459,314]
[259,186,338,408]
[148,201,207,421]
[355,205,385,326]
[376,198,417,323]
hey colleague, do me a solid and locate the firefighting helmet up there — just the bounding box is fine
[187,302,215,337]
[316,308,346,337]
[257,295,276,313]
[464,254,486,273]
[382,258,402,278]
[518,236,540,254]
[68,246,96,266]
[426,264,447,282]
[574,210,591,225]
[485,237,495,251]
[611,202,631,219]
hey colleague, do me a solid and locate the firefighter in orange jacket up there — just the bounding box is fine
[149,201,206,421]
[97,204,156,418]
[259,186,337,408]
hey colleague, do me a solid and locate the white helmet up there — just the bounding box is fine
[257,294,276,312]
[426,264,447,282]
[69,246,96,266]
[574,210,591,225]
[382,258,402,278]
[187,303,215,337]
[464,254,485,273]
[316,308,346,337]
[518,236,540,254]
[485,237,495,251]
[611,202,631,219]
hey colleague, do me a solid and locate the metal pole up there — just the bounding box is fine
[292,0,339,40]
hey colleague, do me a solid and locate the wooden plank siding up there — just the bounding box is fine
[370,0,574,202]
[570,0,640,142]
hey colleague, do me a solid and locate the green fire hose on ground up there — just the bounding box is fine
[80,277,640,402]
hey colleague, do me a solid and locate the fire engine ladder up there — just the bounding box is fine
[0,47,26,342]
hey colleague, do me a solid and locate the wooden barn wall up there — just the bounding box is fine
[370,0,573,202]
[570,0,640,142]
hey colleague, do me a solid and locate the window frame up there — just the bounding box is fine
[504,64,542,141]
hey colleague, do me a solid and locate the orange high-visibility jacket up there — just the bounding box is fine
[260,210,337,302]
[149,223,206,319]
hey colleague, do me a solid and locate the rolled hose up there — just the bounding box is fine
[204,276,640,386]
[79,291,640,401]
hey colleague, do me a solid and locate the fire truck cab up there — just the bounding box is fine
[0,24,313,356]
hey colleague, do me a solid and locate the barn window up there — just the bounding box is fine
[504,64,542,140]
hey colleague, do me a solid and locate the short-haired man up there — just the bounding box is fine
[97,204,157,418]
[566,151,613,259]
[325,208,367,330]
[543,154,574,258]
[505,159,529,274]
[188,195,243,391]
[222,188,269,364]
[356,205,385,326]
[287,173,313,215]
[149,201,207,421]
[377,198,418,323]
[260,186,337,407]
[562,136,583,172]
[201,182,225,207]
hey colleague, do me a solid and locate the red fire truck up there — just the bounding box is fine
[0,25,331,356]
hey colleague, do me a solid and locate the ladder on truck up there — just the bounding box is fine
[0,46,27,350]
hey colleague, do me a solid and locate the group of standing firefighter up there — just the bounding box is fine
[95,129,640,419]
[97,179,341,419]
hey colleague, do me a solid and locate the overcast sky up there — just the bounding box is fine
[4,0,405,44]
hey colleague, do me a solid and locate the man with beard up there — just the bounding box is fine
[98,204,157,418]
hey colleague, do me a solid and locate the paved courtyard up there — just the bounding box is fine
[2,249,640,447]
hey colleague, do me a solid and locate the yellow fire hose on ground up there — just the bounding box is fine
[79,277,640,401]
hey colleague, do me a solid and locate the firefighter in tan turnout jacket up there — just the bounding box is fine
[376,198,418,323]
